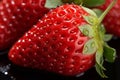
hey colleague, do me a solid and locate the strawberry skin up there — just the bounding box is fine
[8,4,96,76]
[0,0,48,50]
[98,0,120,37]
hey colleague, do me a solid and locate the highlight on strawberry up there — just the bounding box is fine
[8,0,116,78]
[0,0,49,50]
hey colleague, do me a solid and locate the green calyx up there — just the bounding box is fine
[62,0,83,5]
[79,0,117,77]
[45,0,105,9]
[83,0,105,7]
[45,0,83,8]
[45,0,63,8]
[62,0,105,7]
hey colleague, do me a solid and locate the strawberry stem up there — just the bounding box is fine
[98,0,117,24]
[94,0,117,78]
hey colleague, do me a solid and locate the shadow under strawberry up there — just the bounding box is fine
[8,61,116,80]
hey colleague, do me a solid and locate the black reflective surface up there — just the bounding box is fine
[0,38,120,80]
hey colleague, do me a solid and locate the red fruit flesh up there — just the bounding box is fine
[9,4,95,76]
[98,0,120,37]
[0,0,48,50]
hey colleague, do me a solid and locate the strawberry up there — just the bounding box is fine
[8,1,116,78]
[98,0,120,37]
[0,0,49,50]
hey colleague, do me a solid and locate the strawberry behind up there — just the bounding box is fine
[98,0,120,37]
[0,0,49,50]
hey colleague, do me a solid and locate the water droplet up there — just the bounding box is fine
[4,72,8,75]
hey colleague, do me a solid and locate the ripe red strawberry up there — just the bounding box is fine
[8,3,116,77]
[98,0,120,37]
[0,0,49,50]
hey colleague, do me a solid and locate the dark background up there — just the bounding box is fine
[0,38,120,80]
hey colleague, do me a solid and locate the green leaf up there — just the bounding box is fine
[82,7,99,26]
[83,0,105,7]
[103,43,116,62]
[96,50,106,70]
[95,63,108,78]
[82,39,97,55]
[79,24,94,38]
[73,0,83,5]
[82,6,97,17]
[93,8,103,17]
[62,0,83,5]
[62,0,72,3]
[45,0,63,9]
[104,34,113,42]
[83,15,98,25]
